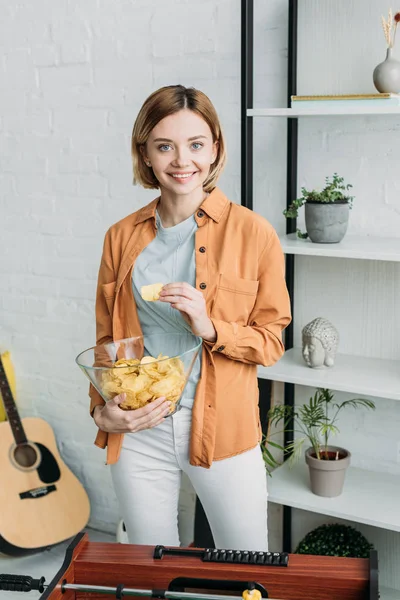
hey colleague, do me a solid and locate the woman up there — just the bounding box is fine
[90,85,291,551]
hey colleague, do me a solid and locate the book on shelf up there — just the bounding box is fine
[291,93,400,109]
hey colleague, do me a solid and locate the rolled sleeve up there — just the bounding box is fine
[203,319,238,356]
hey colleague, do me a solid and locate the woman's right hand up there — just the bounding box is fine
[93,395,171,434]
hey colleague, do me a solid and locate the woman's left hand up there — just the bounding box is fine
[159,282,217,342]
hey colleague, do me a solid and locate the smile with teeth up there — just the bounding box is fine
[170,172,197,179]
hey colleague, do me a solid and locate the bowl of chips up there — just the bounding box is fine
[75,333,202,414]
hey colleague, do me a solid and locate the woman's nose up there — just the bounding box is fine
[173,146,191,166]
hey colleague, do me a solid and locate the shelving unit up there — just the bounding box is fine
[268,461,400,533]
[241,0,400,596]
[279,233,400,262]
[248,107,400,117]
[258,348,400,402]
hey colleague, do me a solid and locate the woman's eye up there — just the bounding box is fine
[191,142,203,150]
[158,144,171,152]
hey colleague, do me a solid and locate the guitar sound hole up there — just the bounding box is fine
[13,444,38,468]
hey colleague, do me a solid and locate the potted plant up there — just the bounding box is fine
[262,388,375,497]
[283,173,355,243]
[295,523,374,558]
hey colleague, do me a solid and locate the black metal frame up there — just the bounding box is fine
[241,0,298,553]
[241,0,253,211]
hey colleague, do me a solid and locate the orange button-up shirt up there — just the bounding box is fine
[89,187,291,467]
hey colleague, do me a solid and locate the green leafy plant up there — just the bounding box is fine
[261,388,375,472]
[295,523,374,558]
[283,173,355,239]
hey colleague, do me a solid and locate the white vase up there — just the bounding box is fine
[373,47,400,93]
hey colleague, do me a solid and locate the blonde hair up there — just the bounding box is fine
[131,85,226,192]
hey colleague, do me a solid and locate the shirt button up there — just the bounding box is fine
[197,210,205,218]
[199,246,206,253]
[217,345,225,352]
[199,282,207,290]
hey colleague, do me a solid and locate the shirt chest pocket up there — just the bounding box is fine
[211,274,259,325]
[102,281,117,315]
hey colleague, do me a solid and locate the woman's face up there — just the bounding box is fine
[143,109,218,195]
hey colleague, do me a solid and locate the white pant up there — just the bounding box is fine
[110,407,268,551]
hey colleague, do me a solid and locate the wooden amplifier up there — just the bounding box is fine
[0,532,379,600]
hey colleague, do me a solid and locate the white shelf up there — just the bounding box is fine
[268,460,400,533]
[381,587,400,600]
[279,233,400,262]
[248,107,400,117]
[258,348,400,401]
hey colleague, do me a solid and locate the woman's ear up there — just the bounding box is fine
[140,145,151,167]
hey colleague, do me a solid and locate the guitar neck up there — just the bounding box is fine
[0,356,27,445]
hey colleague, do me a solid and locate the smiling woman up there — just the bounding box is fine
[89,84,291,552]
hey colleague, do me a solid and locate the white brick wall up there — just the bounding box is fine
[1,0,400,582]
[0,0,250,547]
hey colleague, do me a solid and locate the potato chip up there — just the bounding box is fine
[102,380,123,398]
[100,352,186,412]
[121,373,151,394]
[113,358,140,377]
[149,374,181,397]
[136,390,153,403]
[140,356,157,365]
[141,283,164,301]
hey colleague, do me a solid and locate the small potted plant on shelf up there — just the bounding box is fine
[283,173,355,243]
[262,388,375,498]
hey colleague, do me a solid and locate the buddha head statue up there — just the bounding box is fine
[302,317,339,368]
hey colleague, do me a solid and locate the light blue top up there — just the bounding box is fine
[132,210,201,409]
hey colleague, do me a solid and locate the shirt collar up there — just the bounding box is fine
[133,198,160,225]
[133,186,229,226]
[199,187,229,223]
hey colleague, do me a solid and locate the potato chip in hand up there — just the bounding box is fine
[141,283,164,301]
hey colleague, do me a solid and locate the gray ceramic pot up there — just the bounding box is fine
[373,47,400,94]
[305,446,351,498]
[305,201,349,243]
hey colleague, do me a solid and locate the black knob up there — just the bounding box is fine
[203,550,211,561]
[264,552,272,565]
[256,552,265,564]
[281,552,289,566]
[272,553,281,565]
[153,545,165,559]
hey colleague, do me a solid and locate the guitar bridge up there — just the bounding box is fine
[19,485,56,499]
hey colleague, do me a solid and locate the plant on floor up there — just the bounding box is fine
[262,388,375,469]
[283,173,354,239]
[295,523,374,559]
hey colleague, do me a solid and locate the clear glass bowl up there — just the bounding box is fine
[75,333,202,416]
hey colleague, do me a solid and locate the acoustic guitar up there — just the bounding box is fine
[0,352,91,556]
